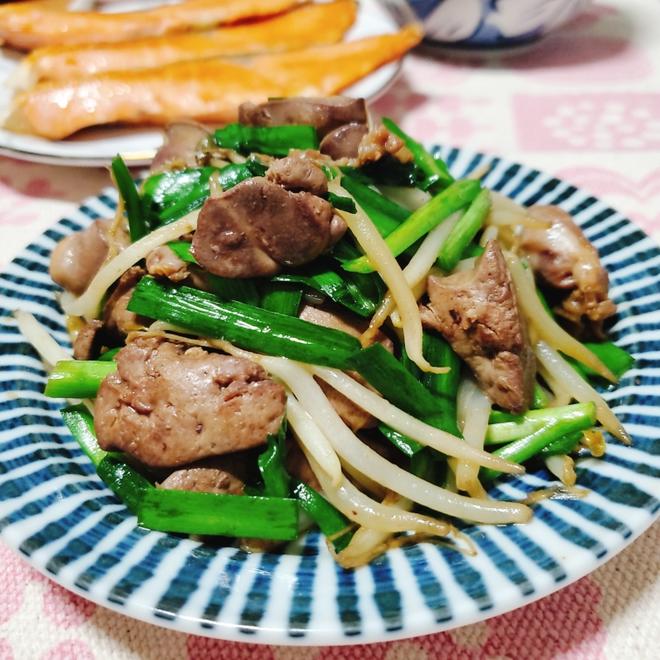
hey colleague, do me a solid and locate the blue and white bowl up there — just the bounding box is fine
[409,0,590,47]
[0,147,658,643]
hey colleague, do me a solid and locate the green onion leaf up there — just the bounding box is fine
[351,343,458,436]
[567,342,634,381]
[532,383,550,409]
[540,430,584,457]
[61,404,107,467]
[127,277,362,369]
[481,402,597,481]
[205,275,261,307]
[259,282,303,317]
[141,162,264,227]
[486,403,596,445]
[97,456,153,515]
[62,406,153,513]
[214,123,319,157]
[141,166,216,227]
[166,241,262,305]
[167,240,196,263]
[46,360,117,399]
[340,173,409,236]
[379,424,424,456]
[342,179,482,274]
[293,480,352,552]
[382,332,461,456]
[460,243,485,259]
[258,421,291,498]
[400,333,461,436]
[138,489,299,540]
[436,188,491,272]
[61,404,299,540]
[272,263,379,318]
[112,155,147,241]
[98,347,120,362]
[410,447,445,485]
[381,117,453,192]
[327,192,356,213]
[166,244,379,317]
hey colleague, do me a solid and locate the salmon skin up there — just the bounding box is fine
[5,25,423,140]
[20,0,356,85]
[0,0,305,50]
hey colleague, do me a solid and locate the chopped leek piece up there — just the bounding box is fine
[138,489,299,540]
[128,277,362,369]
[46,360,117,399]
[112,155,146,241]
[214,123,318,156]
[342,180,481,274]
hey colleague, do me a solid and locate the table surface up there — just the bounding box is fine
[0,0,658,657]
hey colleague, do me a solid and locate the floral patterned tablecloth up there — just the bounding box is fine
[0,0,658,657]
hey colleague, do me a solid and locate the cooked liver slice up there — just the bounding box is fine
[319,122,368,160]
[266,154,328,196]
[145,245,189,282]
[72,264,146,358]
[102,266,145,339]
[72,319,104,360]
[94,337,286,467]
[520,205,616,332]
[238,97,367,138]
[159,466,244,495]
[49,219,110,295]
[420,240,535,413]
[191,177,340,278]
[150,121,209,173]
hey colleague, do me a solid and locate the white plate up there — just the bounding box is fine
[0,0,409,166]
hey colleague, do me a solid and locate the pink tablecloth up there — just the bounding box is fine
[0,0,658,657]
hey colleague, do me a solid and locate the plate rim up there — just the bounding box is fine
[2,517,656,647]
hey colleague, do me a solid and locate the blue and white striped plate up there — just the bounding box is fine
[0,148,658,645]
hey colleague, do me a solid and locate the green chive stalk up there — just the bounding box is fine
[45,360,118,399]
[381,117,453,192]
[138,489,299,540]
[342,179,482,274]
[293,480,352,552]
[127,277,362,369]
[436,188,491,272]
[258,423,291,498]
[214,124,319,156]
[485,403,597,445]
[481,402,597,481]
[112,155,147,241]
[340,173,409,236]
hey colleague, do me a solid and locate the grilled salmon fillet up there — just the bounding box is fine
[4,25,423,140]
[19,0,357,85]
[0,0,305,50]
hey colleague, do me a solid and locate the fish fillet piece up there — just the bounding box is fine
[20,0,356,85]
[5,25,423,140]
[251,24,423,95]
[0,0,305,50]
[5,61,288,140]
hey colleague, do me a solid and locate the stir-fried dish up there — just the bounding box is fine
[18,96,633,568]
